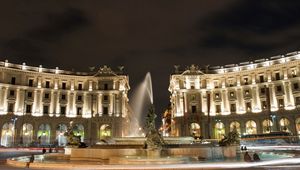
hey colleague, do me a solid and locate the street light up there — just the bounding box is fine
[11,117,18,146]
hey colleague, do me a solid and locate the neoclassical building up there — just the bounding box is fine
[0,60,130,147]
[169,51,300,139]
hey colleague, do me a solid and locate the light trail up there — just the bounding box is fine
[247,145,300,151]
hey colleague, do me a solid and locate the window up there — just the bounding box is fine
[260,88,266,94]
[45,81,50,88]
[104,84,108,90]
[103,106,108,115]
[103,95,109,101]
[245,90,250,95]
[230,104,236,112]
[61,94,66,100]
[244,78,249,85]
[296,97,300,106]
[214,81,219,88]
[278,99,284,108]
[43,106,49,114]
[215,93,220,99]
[76,107,82,115]
[9,90,15,96]
[60,106,66,115]
[78,83,82,90]
[191,105,197,113]
[8,103,14,112]
[275,72,280,80]
[229,80,234,87]
[28,79,33,87]
[230,92,234,97]
[292,70,297,77]
[26,105,32,113]
[276,85,282,92]
[44,93,50,99]
[62,82,66,89]
[262,101,267,110]
[77,95,82,101]
[216,105,221,114]
[294,83,299,90]
[11,77,16,85]
[259,75,264,83]
[246,102,251,111]
[191,95,196,101]
[27,92,32,98]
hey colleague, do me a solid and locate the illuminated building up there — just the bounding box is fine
[0,60,130,147]
[160,105,172,137]
[169,51,300,139]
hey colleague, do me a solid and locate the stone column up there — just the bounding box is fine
[55,91,60,115]
[14,89,20,115]
[115,94,120,117]
[121,93,126,117]
[109,94,113,116]
[251,86,261,113]
[50,91,56,114]
[236,88,245,114]
[0,87,4,114]
[67,92,75,117]
[283,81,295,110]
[33,90,42,116]
[83,93,91,117]
[184,92,188,113]
[98,93,103,116]
[221,89,230,115]
[268,84,278,111]
[16,89,25,115]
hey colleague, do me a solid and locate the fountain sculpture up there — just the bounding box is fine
[144,105,165,157]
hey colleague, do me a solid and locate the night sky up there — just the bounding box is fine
[1,1,300,125]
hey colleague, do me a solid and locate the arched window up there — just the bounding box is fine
[1,123,14,147]
[37,124,51,145]
[21,123,33,146]
[73,124,84,142]
[230,121,241,135]
[245,120,257,135]
[190,123,201,137]
[214,122,225,140]
[262,119,273,134]
[279,118,290,132]
[100,124,111,139]
[56,124,67,146]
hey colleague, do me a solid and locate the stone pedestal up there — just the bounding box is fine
[222,145,237,158]
[147,149,161,158]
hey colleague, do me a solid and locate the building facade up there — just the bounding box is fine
[169,51,300,139]
[0,60,130,147]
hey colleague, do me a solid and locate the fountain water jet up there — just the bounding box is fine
[128,72,153,136]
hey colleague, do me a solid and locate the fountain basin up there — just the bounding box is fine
[109,156,192,165]
[69,145,225,164]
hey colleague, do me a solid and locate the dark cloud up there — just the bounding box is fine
[199,1,300,56]
[28,8,89,42]
[0,7,89,68]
